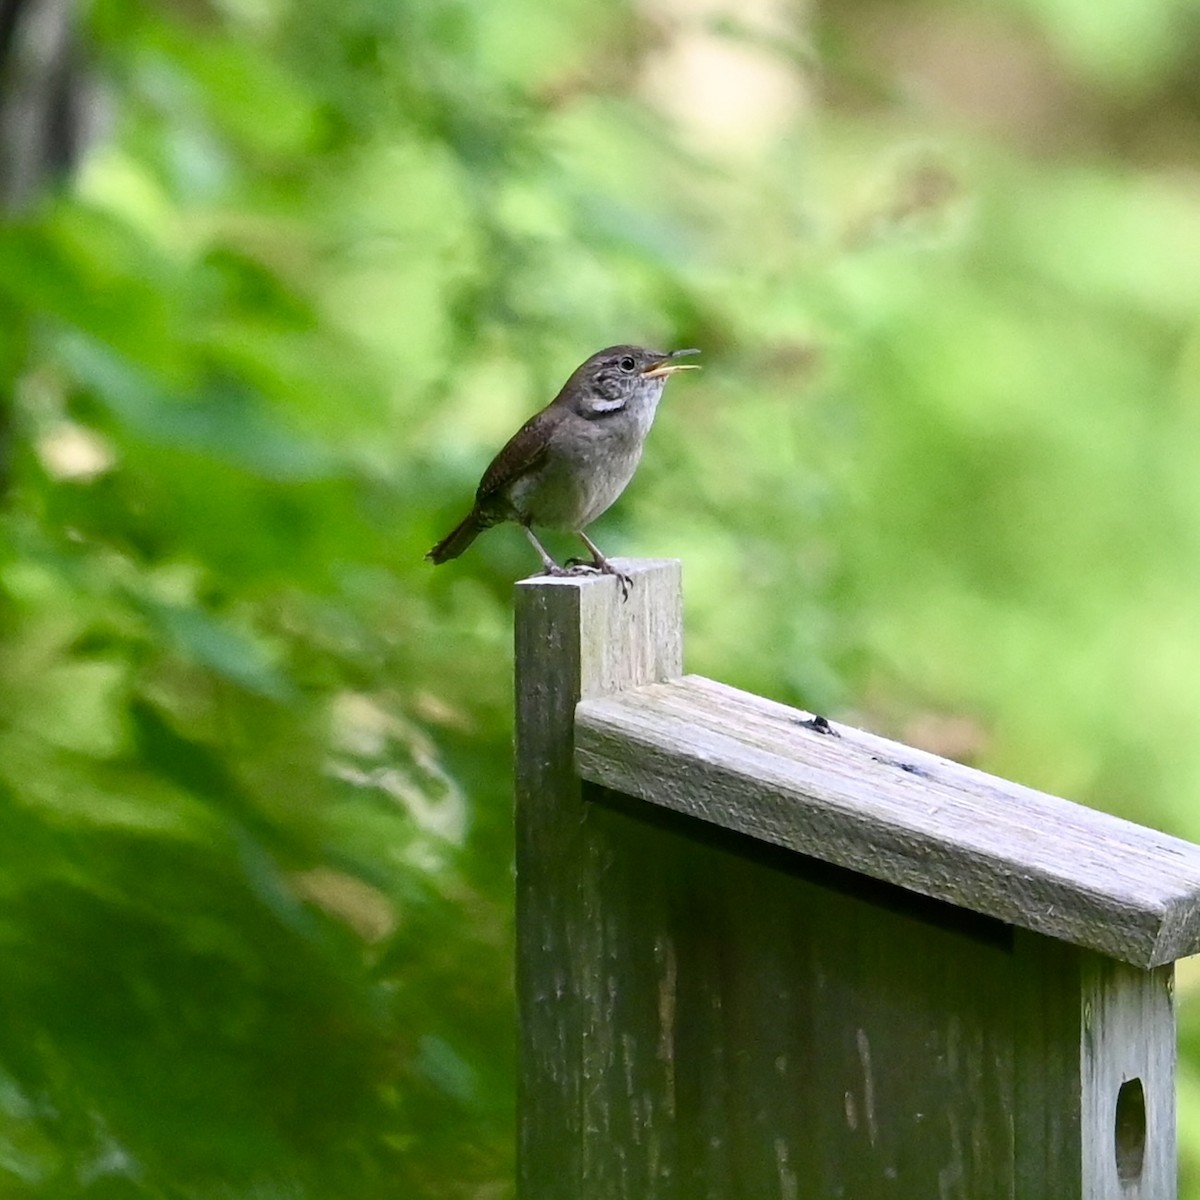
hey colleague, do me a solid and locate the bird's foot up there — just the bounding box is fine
[565,556,632,601]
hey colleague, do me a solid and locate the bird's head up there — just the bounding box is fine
[564,345,700,418]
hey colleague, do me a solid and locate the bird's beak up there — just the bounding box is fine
[641,348,701,379]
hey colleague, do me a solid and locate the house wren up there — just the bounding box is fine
[427,344,699,596]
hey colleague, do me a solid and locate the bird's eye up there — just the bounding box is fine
[619,356,636,373]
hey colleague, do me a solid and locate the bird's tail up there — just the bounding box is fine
[427,509,488,564]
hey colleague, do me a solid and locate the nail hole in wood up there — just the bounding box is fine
[1115,1077,1146,1185]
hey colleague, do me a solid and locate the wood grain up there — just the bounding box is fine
[515,560,684,1200]
[575,795,1022,1198]
[1079,955,1174,1199]
[574,675,1200,968]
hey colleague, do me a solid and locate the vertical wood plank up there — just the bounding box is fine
[515,560,683,1200]
[1081,956,1175,1200]
[1013,933,1084,1200]
[1013,937,1177,1200]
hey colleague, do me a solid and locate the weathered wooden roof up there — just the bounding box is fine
[575,674,1200,968]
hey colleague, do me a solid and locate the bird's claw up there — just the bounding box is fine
[540,560,604,582]
[561,557,632,601]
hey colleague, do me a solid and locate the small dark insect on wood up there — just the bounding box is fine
[796,713,838,736]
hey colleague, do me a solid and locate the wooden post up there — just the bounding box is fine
[515,559,683,1200]
[516,562,1200,1199]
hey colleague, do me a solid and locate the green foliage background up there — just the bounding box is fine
[3,0,1200,1194]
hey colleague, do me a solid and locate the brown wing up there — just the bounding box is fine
[475,407,559,505]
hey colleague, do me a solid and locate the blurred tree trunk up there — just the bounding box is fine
[0,0,89,210]
[0,0,92,498]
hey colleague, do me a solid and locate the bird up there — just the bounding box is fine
[427,344,700,597]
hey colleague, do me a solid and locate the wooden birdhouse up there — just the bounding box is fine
[515,561,1198,1200]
